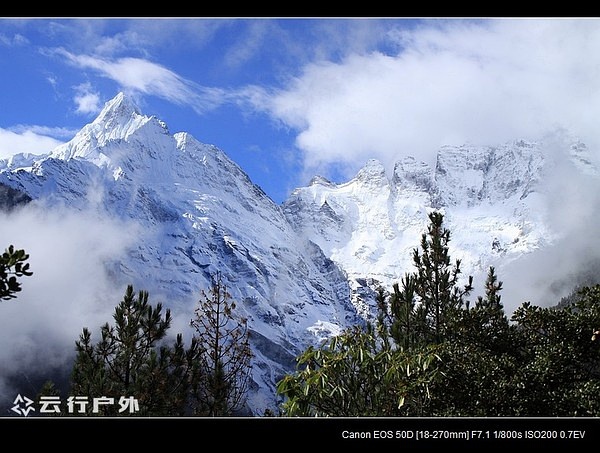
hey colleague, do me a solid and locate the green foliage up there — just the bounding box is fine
[190,272,253,416]
[377,275,420,350]
[45,209,600,417]
[277,212,466,417]
[70,285,199,416]
[411,211,473,344]
[376,211,475,352]
[277,325,441,417]
[67,275,252,417]
[0,245,32,300]
[507,292,600,416]
[452,267,513,354]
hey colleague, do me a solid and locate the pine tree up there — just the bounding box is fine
[377,211,474,348]
[412,211,473,344]
[190,272,253,416]
[377,274,419,349]
[468,266,512,351]
[477,266,503,310]
[70,285,198,416]
[428,283,516,415]
[277,212,489,417]
[36,380,66,416]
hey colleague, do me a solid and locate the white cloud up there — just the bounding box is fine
[35,18,232,59]
[0,203,142,403]
[75,93,101,115]
[74,82,101,115]
[85,19,230,57]
[46,74,58,89]
[263,18,600,179]
[0,128,64,158]
[9,125,75,140]
[0,32,28,47]
[59,50,192,98]
[55,49,228,114]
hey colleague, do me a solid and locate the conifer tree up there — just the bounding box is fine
[377,274,419,349]
[477,266,503,310]
[70,285,199,416]
[377,211,473,348]
[190,272,252,416]
[36,380,66,416]
[467,266,512,351]
[278,211,600,417]
[427,280,516,415]
[278,212,486,417]
[412,211,473,344]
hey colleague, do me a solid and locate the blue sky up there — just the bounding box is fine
[1,17,600,203]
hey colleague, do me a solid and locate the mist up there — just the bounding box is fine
[488,133,600,315]
[0,201,142,410]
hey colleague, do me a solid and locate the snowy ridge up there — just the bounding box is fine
[284,138,595,317]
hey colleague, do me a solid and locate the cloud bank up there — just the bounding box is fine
[0,128,64,159]
[265,19,600,180]
[0,202,141,405]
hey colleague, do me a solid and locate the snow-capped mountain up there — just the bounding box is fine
[283,138,597,317]
[0,93,596,415]
[0,93,359,415]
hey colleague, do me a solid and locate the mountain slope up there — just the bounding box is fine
[0,93,360,415]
